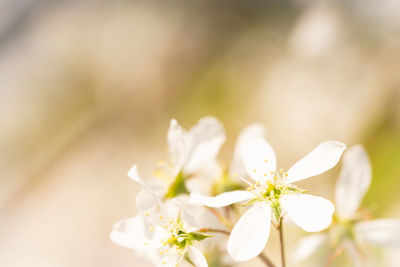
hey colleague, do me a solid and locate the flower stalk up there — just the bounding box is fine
[278,219,286,267]
[197,228,231,235]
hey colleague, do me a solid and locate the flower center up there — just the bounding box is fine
[167,228,191,249]
[246,169,290,201]
[240,169,305,223]
[154,216,210,263]
[155,218,189,261]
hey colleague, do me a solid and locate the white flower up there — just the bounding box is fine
[167,116,226,179]
[229,123,267,179]
[293,145,400,266]
[142,116,226,199]
[209,123,266,197]
[191,138,346,261]
[111,193,209,267]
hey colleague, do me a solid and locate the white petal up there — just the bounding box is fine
[110,216,150,249]
[188,246,208,267]
[242,138,276,182]
[292,233,329,261]
[136,188,157,212]
[355,219,400,248]
[169,196,199,228]
[158,252,180,267]
[184,116,226,176]
[282,194,334,232]
[230,123,266,177]
[287,141,346,183]
[190,191,253,208]
[128,166,161,209]
[127,165,148,187]
[167,119,188,173]
[335,145,372,218]
[227,203,271,261]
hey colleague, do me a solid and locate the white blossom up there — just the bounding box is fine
[111,190,209,267]
[166,116,225,180]
[191,138,345,261]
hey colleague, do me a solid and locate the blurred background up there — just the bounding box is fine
[0,0,399,266]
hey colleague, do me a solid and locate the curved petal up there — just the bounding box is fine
[188,246,208,267]
[355,219,400,248]
[127,165,148,187]
[190,191,252,208]
[184,116,226,177]
[110,216,151,249]
[167,119,188,173]
[230,123,266,177]
[335,145,371,218]
[282,194,334,232]
[128,166,161,209]
[242,138,276,182]
[136,188,158,212]
[292,233,329,261]
[227,203,271,261]
[287,141,346,183]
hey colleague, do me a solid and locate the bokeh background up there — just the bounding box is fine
[0,0,399,266]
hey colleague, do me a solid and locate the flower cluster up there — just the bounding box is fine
[110,116,400,267]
